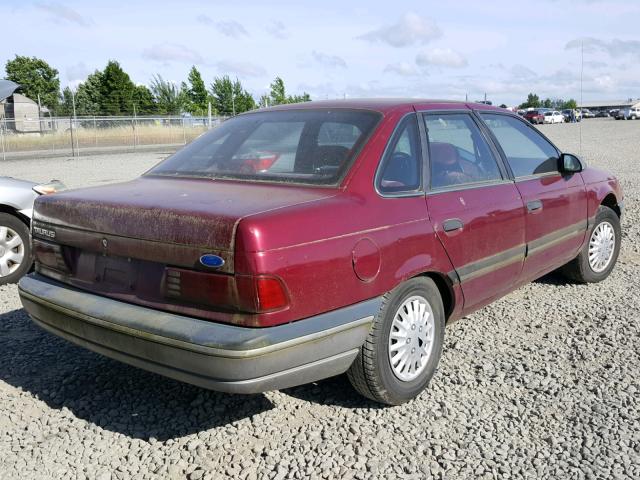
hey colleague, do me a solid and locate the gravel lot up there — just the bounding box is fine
[1,118,638,479]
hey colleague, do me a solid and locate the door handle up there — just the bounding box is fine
[443,218,464,232]
[527,200,543,213]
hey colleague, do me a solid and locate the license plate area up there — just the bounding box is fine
[94,254,139,292]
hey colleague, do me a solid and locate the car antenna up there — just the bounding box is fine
[579,40,584,157]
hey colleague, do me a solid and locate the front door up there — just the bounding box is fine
[479,113,588,281]
[423,111,526,313]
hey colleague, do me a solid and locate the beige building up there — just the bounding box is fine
[0,80,47,133]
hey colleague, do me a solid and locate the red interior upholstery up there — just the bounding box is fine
[430,142,459,165]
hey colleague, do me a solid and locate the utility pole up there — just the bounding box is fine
[37,94,43,134]
[132,104,137,149]
[207,101,212,129]
[70,89,78,158]
[231,92,236,116]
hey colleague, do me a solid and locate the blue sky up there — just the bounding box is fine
[3,0,640,106]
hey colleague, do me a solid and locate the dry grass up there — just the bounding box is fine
[1,123,208,153]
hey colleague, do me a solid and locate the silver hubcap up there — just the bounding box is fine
[388,295,435,382]
[0,226,25,277]
[588,221,615,273]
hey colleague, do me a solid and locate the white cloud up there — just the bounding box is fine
[214,20,249,38]
[217,60,266,77]
[566,37,640,58]
[66,62,90,82]
[416,48,468,68]
[196,14,214,25]
[142,44,203,64]
[35,2,92,27]
[358,13,441,47]
[384,62,419,76]
[510,64,537,80]
[265,20,288,39]
[312,51,347,68]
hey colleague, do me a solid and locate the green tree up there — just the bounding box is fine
[210,76,255,115]
[542,98,552,108]
[4,55,60,111]
[269,76,287,105]
[58,87,74,116]
[99,60,137,115]
[184,66,209,115]
[265,76,311,106]
[519,92,541,109]
[74,70,104,116]
[133,84,156,115]
[288,92,311,104]
[562,98,578,110]
[150,75,185,115]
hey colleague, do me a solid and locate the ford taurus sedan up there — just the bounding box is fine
[19,100,623,405]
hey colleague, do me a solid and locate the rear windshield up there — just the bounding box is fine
[527,111,539,115]
[146,109,381,185]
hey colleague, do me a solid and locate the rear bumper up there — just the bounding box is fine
[19,274,379,394]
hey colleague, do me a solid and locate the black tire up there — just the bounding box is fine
[347,277,445,405]
[560,206,621,283]
[0,213,32,286]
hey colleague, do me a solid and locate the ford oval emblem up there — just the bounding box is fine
[199,254,225,268]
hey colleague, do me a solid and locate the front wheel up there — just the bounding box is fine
[0,213,32,285]
[560,206,621,283]
[347,277,445,405]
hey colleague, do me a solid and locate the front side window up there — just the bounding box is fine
[377,114,422,194]
[425,113,503,189]
[147,109,381,185]
[480,113,559,177]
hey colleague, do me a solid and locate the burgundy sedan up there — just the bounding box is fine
[523,110,545,124]
[19,100,623,405]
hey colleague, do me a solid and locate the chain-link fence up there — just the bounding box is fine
[0,115,227,160]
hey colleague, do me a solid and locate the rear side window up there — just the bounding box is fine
[424,113,503,189]
[377,114,422,194]
[480,113,559,177]
[148,109,381,185]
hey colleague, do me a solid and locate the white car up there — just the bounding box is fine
[0,177,64,284]
[543,111,564,124]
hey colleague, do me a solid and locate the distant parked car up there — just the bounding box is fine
[524,110,545,124]
[580,109,595,119]
[595,111,610,118]
[619,107,640,120]
[544,111,564,124]
[0,177,65,285]
[561,109,582,122]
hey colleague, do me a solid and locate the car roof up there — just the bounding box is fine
[257,98,508,115]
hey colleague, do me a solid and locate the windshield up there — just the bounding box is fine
[147,108,381,185]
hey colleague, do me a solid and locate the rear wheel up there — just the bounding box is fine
[347,277,445,405]
[560,206,621,283]
[0,213,31,285]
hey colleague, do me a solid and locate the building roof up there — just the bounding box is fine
[579,99,640,109]
[0,80,20,102]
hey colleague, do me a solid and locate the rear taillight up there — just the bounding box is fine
[33,239,69,273]
[164,268,289,314]
[255,276,289,311]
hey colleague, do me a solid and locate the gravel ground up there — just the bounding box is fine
[0,118,639,479]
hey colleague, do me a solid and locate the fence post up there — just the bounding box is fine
[1,119,5,162]
[94,116,97,146]
[182,117,186,144]
[69,116,76,158]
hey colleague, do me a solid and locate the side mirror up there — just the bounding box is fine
[559,153,583,174]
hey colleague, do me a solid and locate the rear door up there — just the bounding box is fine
[422,111,526,313]
[479,112,587,281]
